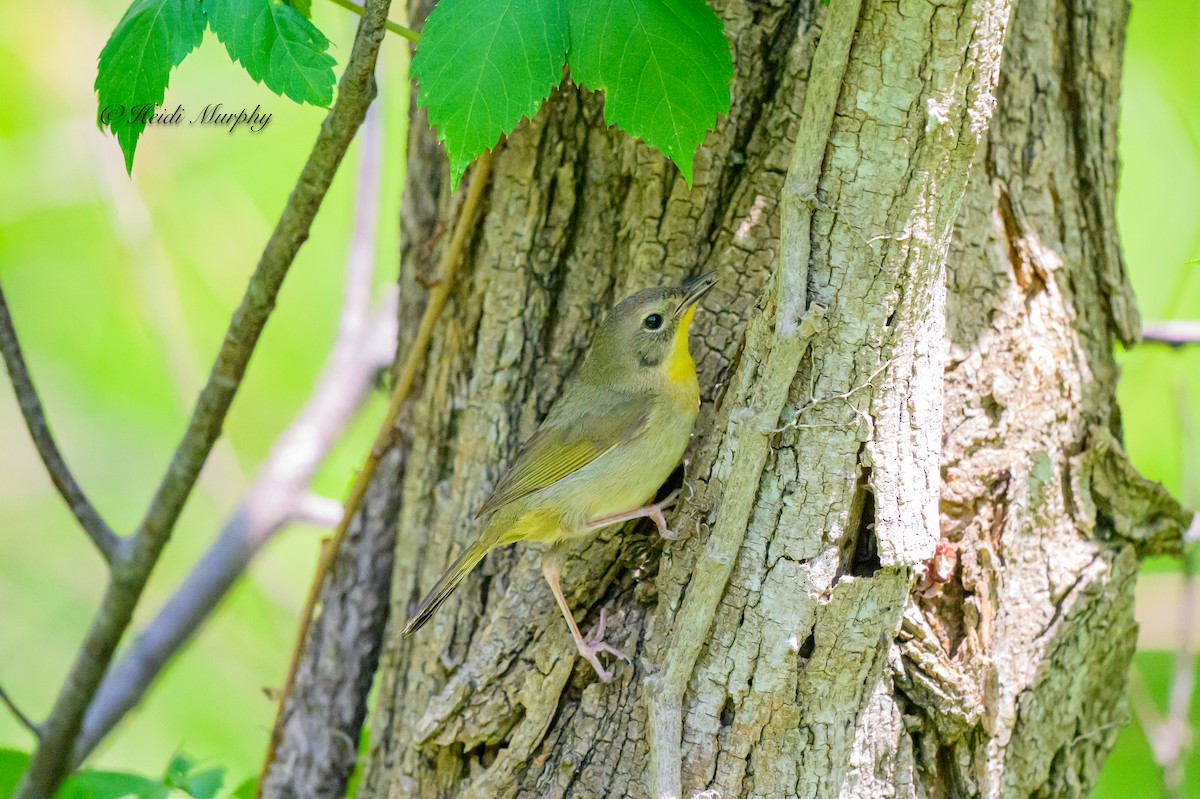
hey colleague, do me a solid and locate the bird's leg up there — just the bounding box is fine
[585,489,680,539]
[541,549,629,683]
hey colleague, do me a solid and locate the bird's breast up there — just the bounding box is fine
[567,399,696,524]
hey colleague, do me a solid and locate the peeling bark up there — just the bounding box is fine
[290,0,1193,797]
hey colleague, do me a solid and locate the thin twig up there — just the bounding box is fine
[326,0,419,42]
[1141,321,1200,347]
[1130,382,1199,799]
[0,684,42,740]
[70,100,396,767]
[0,283,120,564]
[13,3,395,797]
[1162,381,1197,797]
[257,150,494,795]
[71,300,396,764]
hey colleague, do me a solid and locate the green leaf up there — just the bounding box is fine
[184,768,224,799]
[59,770,168,799]
[0,749,31,798]
[162,750,224,798]
[411,0,569,189]
[226,778,258,799]
[567,0,732,184]
[283,0,312,18]
[164,751,197,782]
[95,0,206,173]
[204,0,337,106]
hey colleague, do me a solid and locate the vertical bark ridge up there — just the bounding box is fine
[911,1,1182,798]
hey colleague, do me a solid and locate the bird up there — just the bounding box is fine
[402,272,716,681]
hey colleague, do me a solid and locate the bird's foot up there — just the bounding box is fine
[585,489,683,539]
[649,490,680,540]
[575,609,629,683]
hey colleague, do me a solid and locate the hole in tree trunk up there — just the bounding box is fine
[844,462,881,578]
[720,696,736,727]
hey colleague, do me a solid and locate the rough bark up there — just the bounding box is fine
[260,449,404,799]
[335,0,1192,798]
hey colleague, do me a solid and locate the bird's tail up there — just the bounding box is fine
[402,538,489,635]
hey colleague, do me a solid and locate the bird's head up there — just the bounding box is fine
[581,272,717,391]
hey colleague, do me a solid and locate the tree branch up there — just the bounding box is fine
[326,0,419,42]
[0,684,42,740]
[257,149,494,795]
[13,3,395,796]
[0,283,120,564]
[70,102,397,767]
[1161,382,1197,797]
[70,298,396,765]
[1141,321,1200,347]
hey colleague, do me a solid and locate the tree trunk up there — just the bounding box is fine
[348,0,1190,797]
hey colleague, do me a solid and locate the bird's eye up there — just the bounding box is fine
[643,313,664,331]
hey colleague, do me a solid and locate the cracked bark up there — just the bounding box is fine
[328,0,1191,797]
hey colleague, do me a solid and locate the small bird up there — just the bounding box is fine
[402,272,717,681]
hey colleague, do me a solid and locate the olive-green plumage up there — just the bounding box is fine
[403,273,716,680]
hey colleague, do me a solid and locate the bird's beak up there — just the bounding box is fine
[675,271,718,317]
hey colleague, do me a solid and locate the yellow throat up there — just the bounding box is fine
[665,304,698,390]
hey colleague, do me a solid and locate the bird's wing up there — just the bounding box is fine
[475,390,651,519]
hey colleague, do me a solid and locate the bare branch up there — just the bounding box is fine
[1141,321,1200,347]
[1162,382,1197,797]
[71,100,396,761]
[0,283,120,564]
[1129,382,1198,799]
[258,149,495,794]
[0,684,42,740]
[295,494,346,527]
[14,4,396,796]
[70,297,395,765]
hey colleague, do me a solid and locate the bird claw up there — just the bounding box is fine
[576,609,629,682]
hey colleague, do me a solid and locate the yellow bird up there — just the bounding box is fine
[403,272,716,681]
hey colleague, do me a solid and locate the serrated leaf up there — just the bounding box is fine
[95,0,205,173]
[567,0,731,184]
[412,0,569,189]
[204,0,336,106]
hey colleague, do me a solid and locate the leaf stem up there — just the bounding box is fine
[325,0,419,42]
[0,684,42,740]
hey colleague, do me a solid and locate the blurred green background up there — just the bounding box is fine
[0,0,1197,796]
